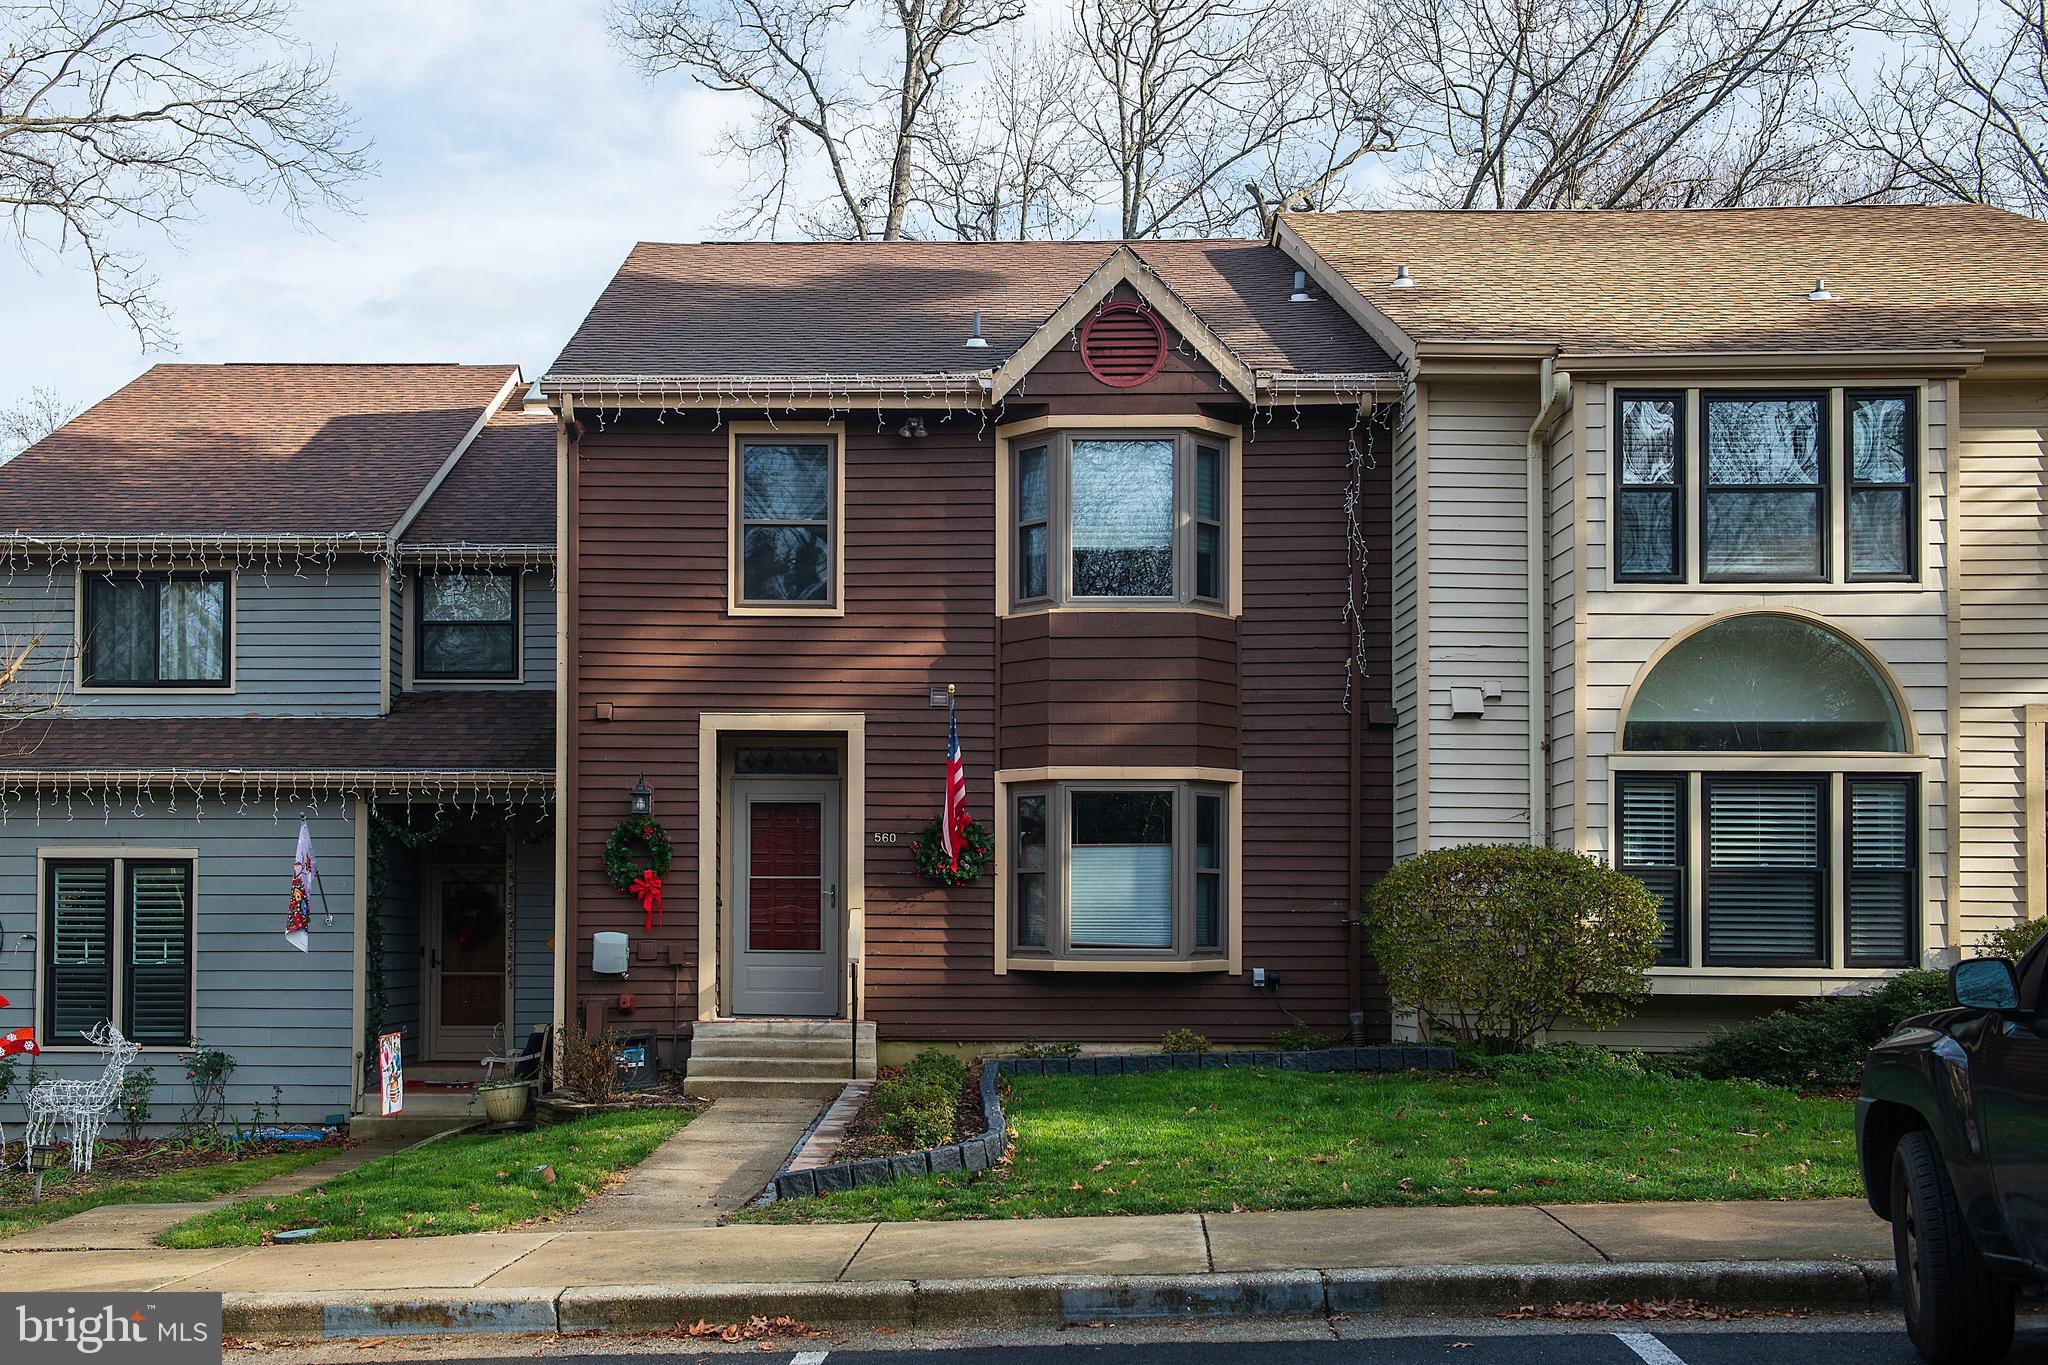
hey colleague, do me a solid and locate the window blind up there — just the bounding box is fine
[48,862,114,1041]
[126,863,192,1044]
[1068,845,1173,948]
[1616,775,1685,964]
[1847,779,1914,965]
[1705,780,1824,963]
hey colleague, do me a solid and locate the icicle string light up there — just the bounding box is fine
[0,770,554,824]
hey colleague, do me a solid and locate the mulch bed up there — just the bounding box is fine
[832,1066,988,1163]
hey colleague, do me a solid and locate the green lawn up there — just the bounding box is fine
[0,1145,342,1240]
[158,1108,691,1246]
[744,1065,1858,1223]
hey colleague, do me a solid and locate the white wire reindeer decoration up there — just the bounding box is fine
[24,1022,140,1174]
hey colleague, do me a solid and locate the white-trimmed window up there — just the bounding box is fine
[81,571,229,688]
[1012,431,1225,609]
[43,856,195,1045]
[1611,387,1919,586]
[1009,781,1227,961]
[1615,613,1919,970]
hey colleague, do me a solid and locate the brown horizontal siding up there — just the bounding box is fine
[568,397,1393,1047]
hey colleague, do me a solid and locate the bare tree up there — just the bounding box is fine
[0,625,68,733]
[1338,0,1879,210]
[1,0,370,346]
[912,38,1098,240]
[1844,0,2047,216]
[611,0,1024,240]
[0,384,77,460]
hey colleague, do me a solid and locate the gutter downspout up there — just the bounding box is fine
[1526,358,1572,847]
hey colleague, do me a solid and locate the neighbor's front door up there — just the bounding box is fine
[730,778,841,1016]
[424,866,507,1061]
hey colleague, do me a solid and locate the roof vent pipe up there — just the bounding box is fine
[964,311,990,348]
[1390,264,1415,289]
[1807,278,1836,301]
[1290,270,1314,303]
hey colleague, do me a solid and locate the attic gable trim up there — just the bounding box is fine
[387,367,525,543]
[987,246,1259,402]
[1272,219,1418,371]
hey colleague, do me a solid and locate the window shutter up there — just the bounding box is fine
[47,862,114,1041]
[1704,780,1825,963]
[1847,779,1915,965]
[1617,776,1686,964]
[126,862,193,1044]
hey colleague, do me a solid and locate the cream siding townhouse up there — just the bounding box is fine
[1279,205,2048,1044]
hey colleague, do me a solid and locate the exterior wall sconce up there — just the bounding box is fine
[628,774,653,816]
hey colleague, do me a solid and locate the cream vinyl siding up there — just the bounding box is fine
[1391,387,1422,859]
[1955,378,2048,948]
[1422,381,1539,847]
[1576,377,1953,965]
[1547,400,1581,847]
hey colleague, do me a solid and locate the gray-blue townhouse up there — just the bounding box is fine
[0,363,559,1134]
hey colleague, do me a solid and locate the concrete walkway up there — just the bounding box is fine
[0,1198,1892,1295]
[556,1097,821,1230]
[0,1137,414,1253]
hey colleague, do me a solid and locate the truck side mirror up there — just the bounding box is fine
[1951,956,2021,1011]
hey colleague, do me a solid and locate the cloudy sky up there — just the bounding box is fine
[3,1,761,417]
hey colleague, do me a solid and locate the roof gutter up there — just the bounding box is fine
[1526,356,1572,847]
[538,372,997,407]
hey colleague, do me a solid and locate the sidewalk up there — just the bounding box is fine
[0,1198,1897,1337]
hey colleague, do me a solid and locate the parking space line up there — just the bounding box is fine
[790,1352,831,1365]
[1614,1332,1687,1365]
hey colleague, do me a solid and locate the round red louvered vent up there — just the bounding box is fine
[1078,304,1167,388]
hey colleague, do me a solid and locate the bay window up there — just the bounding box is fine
[82,572,229,688]
[44,856,195,1045]
[1007,780,1229,962]
[1615,613,1920,971]
[1610,387,1920,586]
[1011,430,1228,609]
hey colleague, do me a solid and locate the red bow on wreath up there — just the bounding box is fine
[629,869,664,930]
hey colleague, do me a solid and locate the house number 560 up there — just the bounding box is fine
[872,831,898,844]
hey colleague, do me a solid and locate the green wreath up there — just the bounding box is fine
[914,818,994,885]
[603,816,673,891]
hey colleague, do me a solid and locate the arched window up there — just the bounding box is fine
[1622,614,1906,753]
[1614,614,1918,973]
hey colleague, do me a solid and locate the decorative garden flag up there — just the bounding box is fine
[285,819,316,952]
[378,1031,404,1116]
[942,691,970,872]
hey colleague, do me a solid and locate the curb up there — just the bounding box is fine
[221,1259,1898,1340]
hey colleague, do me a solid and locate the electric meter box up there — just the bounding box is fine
[592,931,629,976]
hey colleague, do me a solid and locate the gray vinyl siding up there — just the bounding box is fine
[513,838,554,1039]
[0,561,384,716]
[1391,389,1421,860]
[0,800,359,1130]
[404,569,556,691]
[388,565,404,703]
[1955,378,2048,948]
[1424,381,1538,847]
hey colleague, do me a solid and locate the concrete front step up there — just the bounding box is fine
[695,1019,878,1043]
[688,1040,872,1063]
[685,1077,853,1100]
[685,1056,860,1080]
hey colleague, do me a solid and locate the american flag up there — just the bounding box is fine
[943,691,970,870]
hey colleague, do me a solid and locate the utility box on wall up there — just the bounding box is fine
[593,931,629,976]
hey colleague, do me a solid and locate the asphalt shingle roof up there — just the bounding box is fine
[547,239,1396,379]
[1283,204,2048,353]
[401,405,557,547]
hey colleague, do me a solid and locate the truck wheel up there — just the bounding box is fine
[1892,1128,2015,1364]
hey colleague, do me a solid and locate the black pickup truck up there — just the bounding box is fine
[1858,937,2048,1364]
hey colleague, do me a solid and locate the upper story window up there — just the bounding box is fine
[44,856,194,1046]
[417,570,518,679]
[82,572,229,689]
[1013,431,1224,609]
[1008,779,1229,964]
[1613,388,1918,586]
[736,438,836,607]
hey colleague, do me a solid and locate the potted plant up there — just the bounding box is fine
[476,1076,530,1125]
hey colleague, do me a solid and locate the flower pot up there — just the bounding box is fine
[479,1082,530,1125]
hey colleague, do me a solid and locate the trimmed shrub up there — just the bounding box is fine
[1980,916,2048,963]
[1363,844,1662,1051]
[873,1048,970,1149]
[1681,969,1951,1089]
[1159,1028,1210,1054]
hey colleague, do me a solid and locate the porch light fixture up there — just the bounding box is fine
[628,774,653,817]
[1807,277,1836,301]
[965,311,990,348]
[897,415,928,440]
[1390,265,1415,288]
[1289,270,1314,302]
